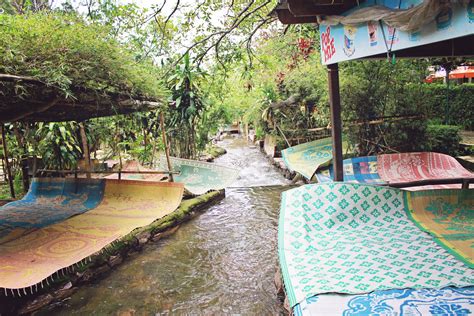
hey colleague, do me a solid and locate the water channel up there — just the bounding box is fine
[44,136,291,315]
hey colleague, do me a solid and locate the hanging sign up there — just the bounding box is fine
[319,0,474,65]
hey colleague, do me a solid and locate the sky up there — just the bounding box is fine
[56,0,227,54]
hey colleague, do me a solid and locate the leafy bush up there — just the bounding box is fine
[421,84,474,130]
[341,60,429,155]
[36,122,83,170]
[426,124,462,156]
[0,12,166,100]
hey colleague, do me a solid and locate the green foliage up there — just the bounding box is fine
[3,0,470,174]
[421,84,474,130]
[0,12,166,100]
[36,122,82,170]
[217,27,327,142]
[426,124,462,156]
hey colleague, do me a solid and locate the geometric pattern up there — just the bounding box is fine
[0,179,184,290]
[279,183,474,307]
[377,152,473,191]
[406,189,474,268]
[0,178,105,244]
[293,286,474,316]
[316,156,386,184]
[281,137,335,180]
[160,156,239,195]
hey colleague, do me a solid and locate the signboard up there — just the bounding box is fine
[320,0,474,65]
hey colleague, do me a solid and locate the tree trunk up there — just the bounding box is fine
[79,122,91,179]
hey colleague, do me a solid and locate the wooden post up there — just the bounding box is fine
[444,65,451,125]
[1,124,15,198]
[79,122,91,179]
[12,123,29,191]
[328,63,344,181]
[160,112,174,182]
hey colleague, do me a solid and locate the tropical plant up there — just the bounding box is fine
[36,122,82,170]
[166,53,208,158]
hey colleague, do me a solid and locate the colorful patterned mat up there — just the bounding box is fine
[377,152,473,190]
[279,183,473,308]
[406,189,474,268]
[281,138,335,180]
[105,160,166,181]
[316,156,386,184]
[0,179,183,291]
[160,156,239,195]
[293,286,474,316]
[0,178,105,244]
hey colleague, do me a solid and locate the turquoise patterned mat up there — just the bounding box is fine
[160,156,239,195]
[278,183,473,308]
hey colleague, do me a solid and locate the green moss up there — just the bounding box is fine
[206,146,227,159]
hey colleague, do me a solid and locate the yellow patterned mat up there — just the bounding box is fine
[406,189,474,268]
[0,179,184,290]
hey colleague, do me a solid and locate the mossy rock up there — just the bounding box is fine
[207,146,227,159]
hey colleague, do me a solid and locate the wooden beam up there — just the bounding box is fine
[386,177,472,189]
[287,0,363,16]
[1,124,15,198]
[0,74,43,84]
[1,99,59,123]
[327,63,344,181]
[275,8,317,24]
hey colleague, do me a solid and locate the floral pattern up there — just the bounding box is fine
[293,287,474,316]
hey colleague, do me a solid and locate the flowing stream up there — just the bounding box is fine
[43,136,291,315]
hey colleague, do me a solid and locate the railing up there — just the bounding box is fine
[35,169,180,180]
[385,177,472,190]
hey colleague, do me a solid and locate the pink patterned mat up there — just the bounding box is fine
[377,152,473,191]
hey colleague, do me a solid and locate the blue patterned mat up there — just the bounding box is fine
[316,156,386,184]
[0,178,105,243]
[294,286,474,316]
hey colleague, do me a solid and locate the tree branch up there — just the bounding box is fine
[194,0,273,66]
[0,74,44,84]
[246,16,275,68]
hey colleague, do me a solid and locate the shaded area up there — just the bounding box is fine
[407,189,474,267]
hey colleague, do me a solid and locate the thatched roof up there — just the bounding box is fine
[0,75,162,123]
[0,13,166,123]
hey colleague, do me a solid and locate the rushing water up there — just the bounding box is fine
[44,136,291,315]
